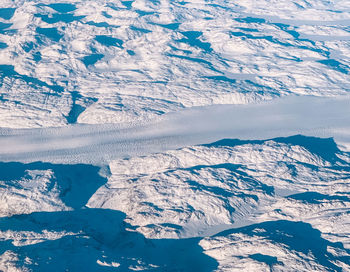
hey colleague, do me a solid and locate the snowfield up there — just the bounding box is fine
[1,135,350,271]
[0,0,349,128]
[1,0,350,271]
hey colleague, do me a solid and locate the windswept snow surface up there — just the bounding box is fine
[1,0,350,271]
[0,0,350,128]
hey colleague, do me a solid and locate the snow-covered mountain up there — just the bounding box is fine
[0,0,349,128]
[1,136,350,271]
[0,0,350,271]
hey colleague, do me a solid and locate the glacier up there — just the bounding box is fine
[0,0,350,271]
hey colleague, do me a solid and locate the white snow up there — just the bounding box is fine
[0,0,349,128]
[0,169,69,217]
[0,95,349,164]
[1,0,350,271]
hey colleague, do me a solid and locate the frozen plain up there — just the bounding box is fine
[1,0,350,271]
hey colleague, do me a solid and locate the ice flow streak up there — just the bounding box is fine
[0,95,350,165]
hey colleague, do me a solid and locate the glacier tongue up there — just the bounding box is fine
[0,95,350,164]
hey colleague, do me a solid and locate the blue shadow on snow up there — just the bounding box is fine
[205,135,342,163]
[216,220,350,271]
[0,209,218,271]
[47,3,77,13]
[0,8,16,20]
[0,64,64,93]
[0,161,107,209]
[36,27,63,42]
[95,35,123,48]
